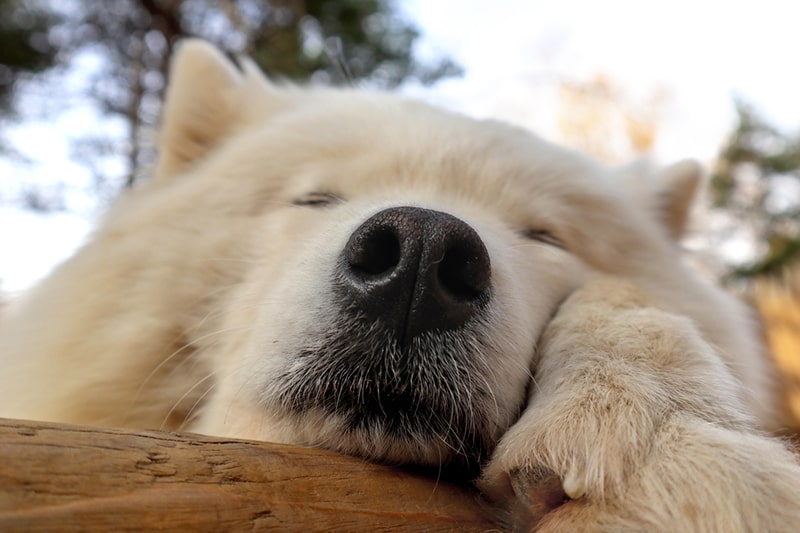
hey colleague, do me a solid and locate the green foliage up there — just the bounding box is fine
[711,101,800,280]
[0,0,459,110]
[242,0,461,87]
[0,0,59,115]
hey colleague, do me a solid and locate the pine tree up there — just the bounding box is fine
[710,101,800,280]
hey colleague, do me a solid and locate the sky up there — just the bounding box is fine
[2,0,800,292]
[404,0,800,157]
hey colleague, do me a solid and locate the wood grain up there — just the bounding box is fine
[0,418,498,532]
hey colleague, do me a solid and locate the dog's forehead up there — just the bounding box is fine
[262,93,603,210]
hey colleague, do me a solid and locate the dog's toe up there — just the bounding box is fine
[479,465,569,531]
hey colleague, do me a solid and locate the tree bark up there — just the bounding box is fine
[0,418,495,532]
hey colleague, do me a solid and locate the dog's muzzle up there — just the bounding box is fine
[269,206,499,472]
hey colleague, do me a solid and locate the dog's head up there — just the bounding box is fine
[142,41,705,473]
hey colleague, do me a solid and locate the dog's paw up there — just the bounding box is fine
[477,386,656,531]
[477,462,567,529]
[476,276,744,530]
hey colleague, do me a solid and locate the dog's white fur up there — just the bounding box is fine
[0,40,797,530]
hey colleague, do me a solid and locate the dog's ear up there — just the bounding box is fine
[652,160,702,240]
[155,39,289,180]
[155,39,242,180]
[613,159,702,240]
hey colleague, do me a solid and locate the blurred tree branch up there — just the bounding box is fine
[0,0,59,116]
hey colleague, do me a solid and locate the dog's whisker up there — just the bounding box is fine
[178,379,219,431]
[160,371,218,431]
[137,324,254,394]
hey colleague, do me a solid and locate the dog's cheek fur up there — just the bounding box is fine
[190,205,348,439]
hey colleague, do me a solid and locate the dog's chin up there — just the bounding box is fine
[259,313,509,478]
[266,408,485,480]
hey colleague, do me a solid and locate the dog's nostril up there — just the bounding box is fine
[347,229,401,277]
[438,245,491,301]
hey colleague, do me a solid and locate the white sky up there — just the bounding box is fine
[2,0,800,292]
[404,0,800,159]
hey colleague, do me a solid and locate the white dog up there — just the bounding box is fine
[1,40,797,531]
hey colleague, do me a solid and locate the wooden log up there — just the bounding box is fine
[0,418,497,532]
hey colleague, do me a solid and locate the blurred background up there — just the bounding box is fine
[0,0,799,426]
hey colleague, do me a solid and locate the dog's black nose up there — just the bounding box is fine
[339,206,491,346]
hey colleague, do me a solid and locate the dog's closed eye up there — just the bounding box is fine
[292,192,343,207]
[519,229,563,248]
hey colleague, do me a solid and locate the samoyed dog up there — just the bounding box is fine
[1,40,798,531]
